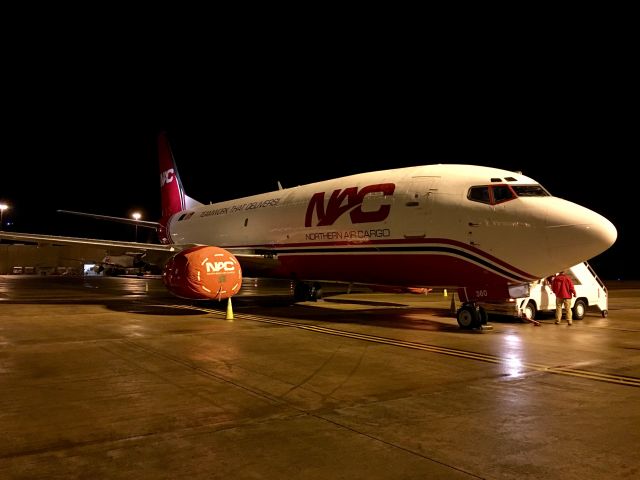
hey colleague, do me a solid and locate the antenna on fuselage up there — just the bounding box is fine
[277,181,283,190]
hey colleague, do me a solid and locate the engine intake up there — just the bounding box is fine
[163,246,242,300]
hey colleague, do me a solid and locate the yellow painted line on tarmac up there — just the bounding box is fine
[158,304,640,388]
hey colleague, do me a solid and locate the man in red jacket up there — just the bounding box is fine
[551,270,577,325]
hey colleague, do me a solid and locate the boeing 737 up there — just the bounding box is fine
[0,133,617,329]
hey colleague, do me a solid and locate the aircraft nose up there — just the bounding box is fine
[545,199,617,265]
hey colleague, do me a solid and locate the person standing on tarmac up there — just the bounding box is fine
[551,270,577,325]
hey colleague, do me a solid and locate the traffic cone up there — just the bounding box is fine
[226,297,234,320]
[444,288,448,297]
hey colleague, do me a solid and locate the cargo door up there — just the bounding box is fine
[403,176,441,239]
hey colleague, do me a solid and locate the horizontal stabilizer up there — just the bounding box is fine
[57,210,161,228]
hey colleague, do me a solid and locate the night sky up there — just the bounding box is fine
[1,57,635,280]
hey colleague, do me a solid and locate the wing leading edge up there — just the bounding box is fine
[0,231,280,275]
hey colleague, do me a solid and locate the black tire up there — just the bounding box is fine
[602,310,608,318]
[312,282,323,301]
[523,301,537,321]
[457,305,480,329]
[572,299,586,320]
[293,283,310,302]
[478,307,489,325]
[294,282,323,302]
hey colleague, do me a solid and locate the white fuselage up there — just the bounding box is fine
[164,164,616,302]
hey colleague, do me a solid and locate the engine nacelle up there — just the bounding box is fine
[162,246,242,300]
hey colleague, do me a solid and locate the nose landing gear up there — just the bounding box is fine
[456,302,490,330]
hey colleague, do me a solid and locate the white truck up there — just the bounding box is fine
[486,261,609,321]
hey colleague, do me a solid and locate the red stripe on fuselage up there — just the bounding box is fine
[271,253,513,302]
[221,237,535,280]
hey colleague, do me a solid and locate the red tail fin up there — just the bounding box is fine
[158,132,187,218]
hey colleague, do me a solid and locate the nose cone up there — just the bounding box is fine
[545,198,617,266]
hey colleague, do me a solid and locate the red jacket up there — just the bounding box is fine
[552,273,576,299]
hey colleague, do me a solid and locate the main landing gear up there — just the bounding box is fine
[292,282,323,302]
[456,302,489,330]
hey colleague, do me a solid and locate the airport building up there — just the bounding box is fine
[0,243,109,275]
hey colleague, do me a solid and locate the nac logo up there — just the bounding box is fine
[160,169,175,187]
[205,261,236,273]
[305,183,395,227]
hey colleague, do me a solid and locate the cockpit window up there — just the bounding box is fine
[492,185,515,203]
[467,183,547,205]
[468,186,491,204]
[512,185,550,196]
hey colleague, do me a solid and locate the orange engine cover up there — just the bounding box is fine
[162,246,242,300]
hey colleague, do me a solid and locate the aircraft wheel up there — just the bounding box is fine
[602,310,608,318]
[457,305,480,329]
[293,283,310,302]
[294,282,322,302]
[478,306,489,325]
[572,299,586,320]
[311,282,323,301]
[523,301,537,321]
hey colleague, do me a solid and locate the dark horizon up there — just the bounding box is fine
[1,63,635,281]
[1,121,634,281]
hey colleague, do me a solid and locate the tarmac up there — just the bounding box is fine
[1,275,639,479]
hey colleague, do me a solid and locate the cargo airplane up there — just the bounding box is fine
[0,133,617,329]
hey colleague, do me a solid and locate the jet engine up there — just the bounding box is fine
[162,246,242,300]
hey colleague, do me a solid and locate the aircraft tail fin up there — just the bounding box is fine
[158,132,202,218]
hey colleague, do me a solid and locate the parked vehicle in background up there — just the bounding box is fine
[484,262,608,321]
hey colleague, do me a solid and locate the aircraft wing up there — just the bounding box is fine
[0,231,185,253]
[0,231,280,274]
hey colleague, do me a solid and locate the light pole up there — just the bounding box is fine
[0,203,8,229]
[132,212,141,242]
